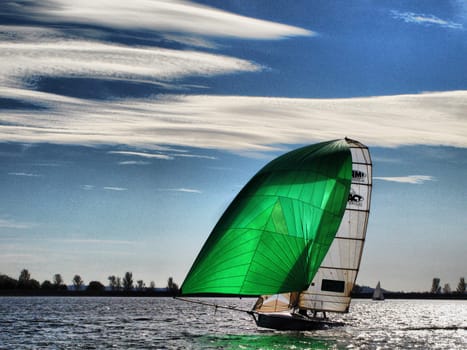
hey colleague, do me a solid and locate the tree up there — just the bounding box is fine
[73,275,84,290]
[86,281,105,293]
[108,275,117,290]
[149,281,156,290]
[53,274,63,287]
[52,274,67,291]
[0,274,18,289]
[167,277,179,292]
[17,269,39,289]
[123,272,133,291]
[352,284,362,294]
[116,277,122,290]
[430,278,441,294]
[457,277,466,294]
[28,279,41,289]
[136,280,145,290]
[17,269,31,288]
[443,283,451,294]
[41,280,53,290]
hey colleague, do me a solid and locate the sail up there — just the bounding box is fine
[372,281,384,300]
[181,140,353,296]
[298,139,372,313]
[252,292,300,313]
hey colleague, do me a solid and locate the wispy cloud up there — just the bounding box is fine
[18,0,313,40]
[0,253,46,264]
[110,150,216,161]
[371,156,402,164]
[109,151,173,160]
[103,186,128,191]
[1,88,466,152]
[391,10,463,30]
[0,218,35,229]
[8,172,41,177]
[0,0,312,93]
[118,160,151,165]
[170,153,217,160]
[157,188,202,194]
[374,175,436,184]
[0,39,261,87]
[61,239,136,245]
[83,185,129,191]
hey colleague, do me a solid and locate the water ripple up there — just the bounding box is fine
[0,297,466,349]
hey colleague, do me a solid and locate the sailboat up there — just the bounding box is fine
[180,138,372,331]
[372,281,384,301]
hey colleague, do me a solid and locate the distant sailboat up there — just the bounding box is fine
[372,281,384,301]
[180,138,372,330]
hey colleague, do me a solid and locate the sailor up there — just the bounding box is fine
[298,308,308,317]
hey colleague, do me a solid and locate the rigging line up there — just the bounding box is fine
[174,296,253,314]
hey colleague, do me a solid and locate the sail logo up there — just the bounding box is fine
[352,170,366,182]
[348,189,364,205]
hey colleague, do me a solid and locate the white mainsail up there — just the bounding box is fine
[253,139,372,315]
[299,139,372,313]
[372,281,384,300]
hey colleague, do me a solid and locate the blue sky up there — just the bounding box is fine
[1,0,466,292]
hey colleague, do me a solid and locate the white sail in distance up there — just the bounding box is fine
[372,281,384,300]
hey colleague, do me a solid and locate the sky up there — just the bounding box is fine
[0,0,466,293]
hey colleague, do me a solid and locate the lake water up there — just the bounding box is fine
[0,297,465,349]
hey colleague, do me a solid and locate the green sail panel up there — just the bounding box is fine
[181,139,352,296]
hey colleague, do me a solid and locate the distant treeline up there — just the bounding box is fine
[352,279,467,300]
[0,269,180,297]
[2,270,466,299]
[351,291,467,300]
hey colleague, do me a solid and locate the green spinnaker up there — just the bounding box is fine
[181,140,352,296]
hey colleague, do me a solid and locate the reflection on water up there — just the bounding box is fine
[197,334,336,350]
[0,297,465,349]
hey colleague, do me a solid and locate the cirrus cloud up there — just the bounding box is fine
[157,188,202,194]
[391,10,463,30]
[0,39,261,87]
[19,0,314,40]
[103,186,128,191]
[374,175,436,184]
[0,218,36,229]
[0,88,466,152]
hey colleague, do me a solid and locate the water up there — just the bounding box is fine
[0,297,465,349]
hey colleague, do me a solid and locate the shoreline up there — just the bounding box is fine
[0,290,466,299]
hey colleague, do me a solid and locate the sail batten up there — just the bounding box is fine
[181,139,353,296]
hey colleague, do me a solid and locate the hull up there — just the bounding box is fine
[252,312,344,331]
